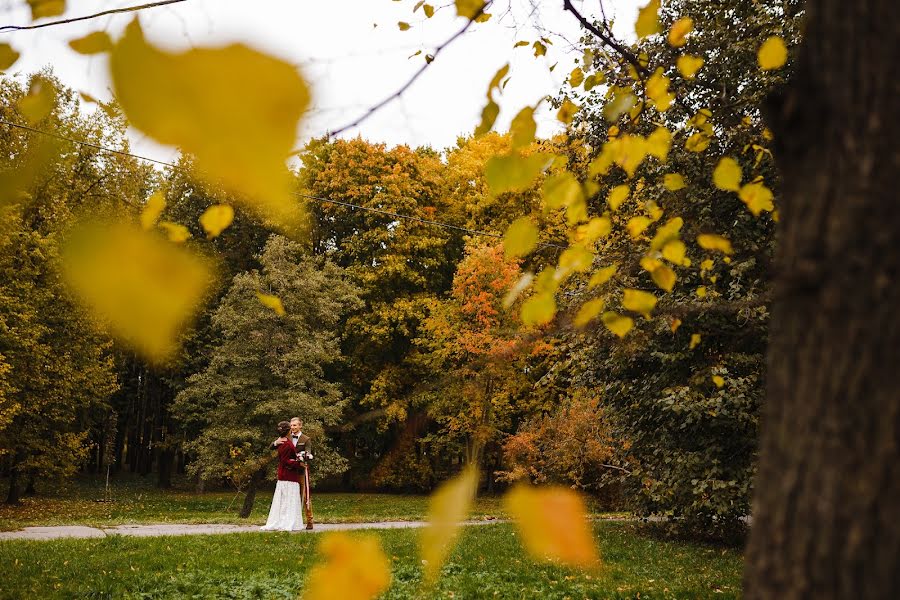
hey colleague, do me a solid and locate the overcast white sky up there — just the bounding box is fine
[1,0,639,162]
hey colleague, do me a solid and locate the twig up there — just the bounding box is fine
[0,0,189,32]
[328,1,492,137]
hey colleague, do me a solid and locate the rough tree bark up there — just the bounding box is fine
[239,469,264,518]
[745,0,899,597]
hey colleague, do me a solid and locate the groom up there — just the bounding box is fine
[274,417,314,529]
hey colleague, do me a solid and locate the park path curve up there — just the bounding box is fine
[0,519,504,541]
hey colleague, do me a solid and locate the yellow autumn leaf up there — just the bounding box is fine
[256,291,285,316]
[140,190,166,230]
[758,36,788,70]
[504,485,600,568]
[700,258,715,271]
[27,0,64,19]
[712,157,742,191]
[663,173,686,191]
[558,246,593,276]
[574,299,605,328]
[485,153,552,195]
[623,288,657,318]
[61,222,213,363]
[109,19,308,236]
[199,204,235,238]
[398,21,411,31]
[475,100,500,136]
[646,200,664,222]
[574,217,612,244]
[542,172,584,210]
[421,467,479,583]
[588,264,617,289]
[662,239,686,265]
[455,0,483,19]
[533,40,547,57]
[158,221,191,243]
[521,293,556,326]
[696,286,707,298]
[650,217,683,251]
[685,132,711,152]
[0,44,21,70]
[676,55,704,79]
[651,264,677,292]
[607,184,629,211]
[696,234,734,254]
[646,68,674,112]
[610,134,649,177]
[635,0,661,39]
[602,311,634,338]
[569,67,584,88]
[738,181,775,215]
[646,127,672,161]
[712,375,725,388]
[668,17,693,47]
[640,256,662,273]
[68,31,113,55]
[510,106,536,150]
[504,217,539,258]
[303,533,391,600]
[18,77,57,124]
[689,333,702,349]
[626,216,652,239]
[557,97,580,124]
[670,317,682,332]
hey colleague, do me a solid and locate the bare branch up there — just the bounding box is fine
[0,0,190,32]
[562,0,646,76]
[328,1,492,138]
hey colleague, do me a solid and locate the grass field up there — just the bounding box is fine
[0,521,743,599]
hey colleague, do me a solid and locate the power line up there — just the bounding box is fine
[0,118,566,250]
[0,0,190,33]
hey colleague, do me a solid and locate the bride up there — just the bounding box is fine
[260,420,305,531]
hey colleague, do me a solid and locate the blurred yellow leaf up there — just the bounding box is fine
[485,153,552,195]
[504,485,600,568]
[712,375,725,388]
[689,333,702,349]
[635,0,661,39]
[504,217,539,258]
[140,191,166,230]
[558,245,593,275]
[670,317,682,332]
[676,55,704,79]
[510,106,536,149]
[109,19,308,235]
[68,31,113,55]
[662,239,686,265]
[18,77,57,124]
[609,134,649,177]
[421,467,479,583]
[27,0,64,19]
[158,221,191,243]
[650,217,683,250]
[533,40,547,57]
[651,264,677,292]
[668,17,693,47]
[455,0,483,19]
[0,44,20,70]
[61,222,213,363]
[738,181,775,215]
[256,291,285,316]
[646,127,672,161]
[398,21,411,31]
[663,173,686,191]
[304,533,391,600]
[602,87,636,122]
[685,132,710,152]
[200,204,234,238]
[602,311,633,337]
[574,217,612,244]
[521,292,556,326]
[474,12,491,22]
[607,184,629,211]
[588,264,617,289]
[574,298,605,328]
[713,157,742,191]
[627,216,651,239]
[569,67,584,88]
[758,36,788,70]
[623,288,657,318]
[557,97,580,124]
[696,286,707,298]
[696,234,734,254]
[646,68,674,112]
[542,172,584,210]
[475,99,500,136]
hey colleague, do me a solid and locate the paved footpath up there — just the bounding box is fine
[0,520,502,541]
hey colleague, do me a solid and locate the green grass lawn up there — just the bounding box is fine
[0,522,743,599]
[0,474,626,531]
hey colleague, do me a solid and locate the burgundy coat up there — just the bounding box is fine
[276,438,303,483]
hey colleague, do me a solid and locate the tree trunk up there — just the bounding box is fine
[239,470,264,518]
[745,0,900,597]
[5,465,21,505]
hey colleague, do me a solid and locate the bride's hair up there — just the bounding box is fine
[276,421,291,436]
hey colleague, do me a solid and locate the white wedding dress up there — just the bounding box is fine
[260,480,305,531]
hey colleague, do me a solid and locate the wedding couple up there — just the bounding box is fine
[260,417,315,531]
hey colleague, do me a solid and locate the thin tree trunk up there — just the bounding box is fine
[5,455,22,504]
[239,470,264,518]
[745,0,900,597]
